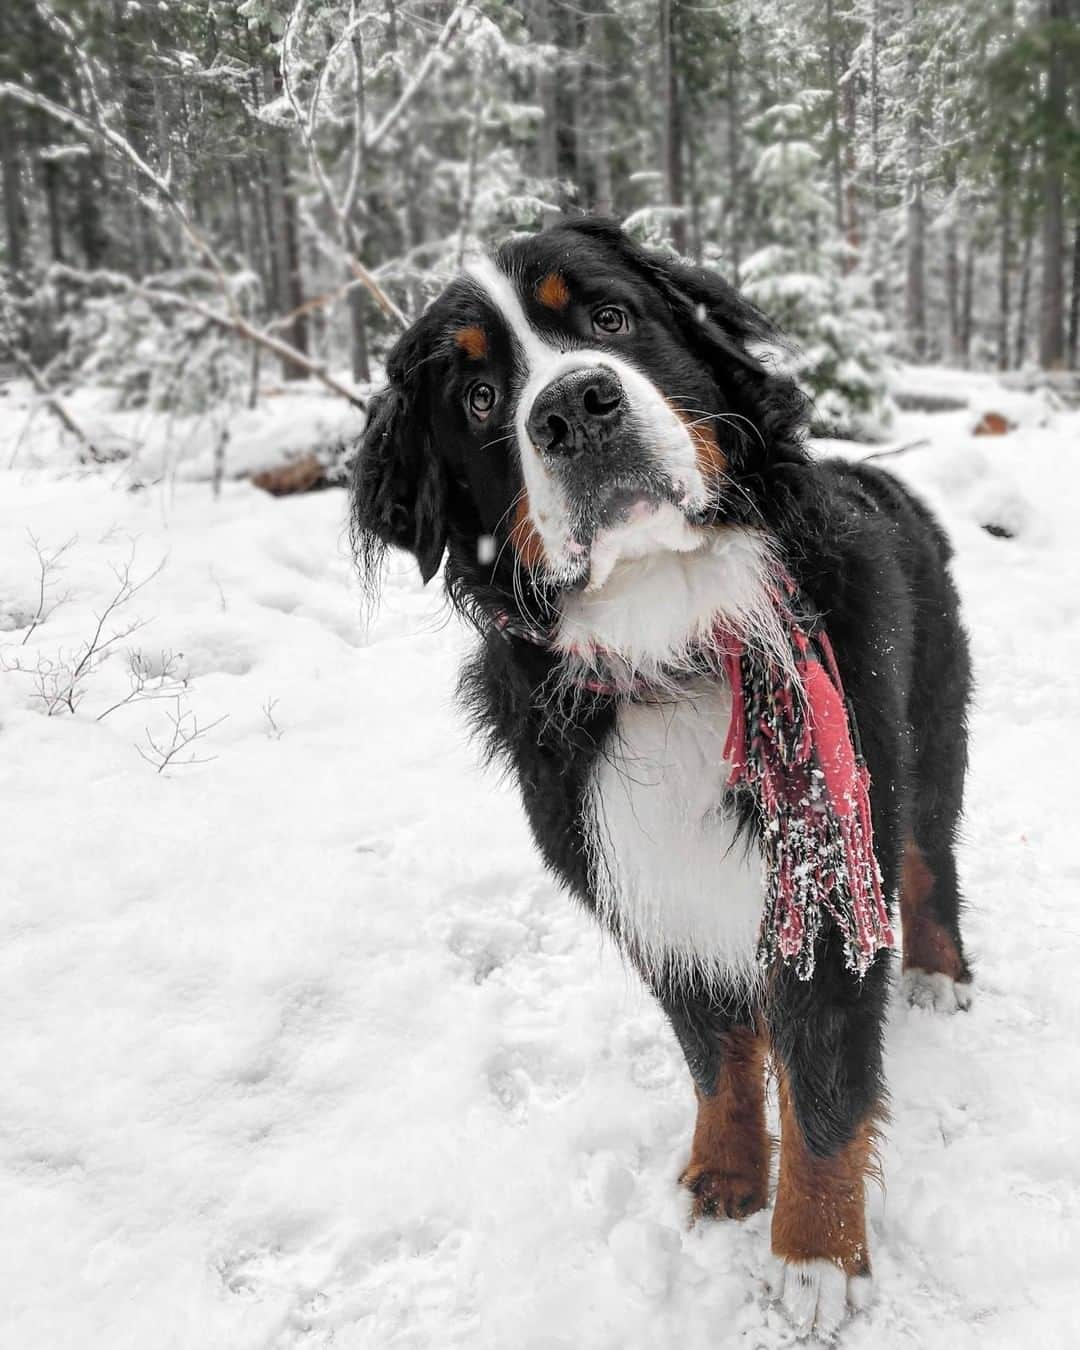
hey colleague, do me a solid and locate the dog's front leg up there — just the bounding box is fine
[659,990,770,1222]
[766,948,889,1336]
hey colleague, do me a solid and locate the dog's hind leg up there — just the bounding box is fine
[902,609,974,1012]
[659,989,770,1222]
[900,834,974,1010]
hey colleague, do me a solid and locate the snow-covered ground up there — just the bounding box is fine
[1,371,1078,1349]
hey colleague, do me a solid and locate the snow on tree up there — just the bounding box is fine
[740,100,895,440]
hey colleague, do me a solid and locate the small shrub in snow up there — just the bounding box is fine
[136,697,228,775]
[1,547,164,716]
[6,532,76,643]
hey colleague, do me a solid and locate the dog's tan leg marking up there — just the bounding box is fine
[899,836,965,980]
[771,1068,878,1276]
[679,1026,770,1221]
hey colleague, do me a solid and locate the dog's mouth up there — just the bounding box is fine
[554,479,707,592]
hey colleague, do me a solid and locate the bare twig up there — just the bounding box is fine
[208,567,228,613]
[264,278,367,333]
[96,648,188,722]
[862,437,933,463]
[20,531,76,645]
[261,696,284,740]
[137,697,227,774]
[211,418,230,500]
[62,551,166,712]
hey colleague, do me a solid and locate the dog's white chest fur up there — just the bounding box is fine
[589,679,764,988]
[559,523,783,990]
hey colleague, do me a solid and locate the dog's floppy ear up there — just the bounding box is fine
[350,379,447,591]
[638,252,779,375]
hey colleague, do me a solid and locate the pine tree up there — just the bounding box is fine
[741,100,894,439]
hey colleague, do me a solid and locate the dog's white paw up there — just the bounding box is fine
[902,968,974,1013]
[767,1257,873,1340]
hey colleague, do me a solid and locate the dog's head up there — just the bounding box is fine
[352,217,808,614]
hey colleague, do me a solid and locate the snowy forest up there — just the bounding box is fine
[1,0,1078,454]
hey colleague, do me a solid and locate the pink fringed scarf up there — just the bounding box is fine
[494,578,894,980]
[715,602,893,980]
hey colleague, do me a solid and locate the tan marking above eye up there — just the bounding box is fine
[454,325,487,360]
[536,272,571,311]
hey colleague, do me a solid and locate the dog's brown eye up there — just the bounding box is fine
[592,305,629,335]
[468,383,496,420]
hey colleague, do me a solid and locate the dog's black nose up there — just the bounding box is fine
[526,368,625,458]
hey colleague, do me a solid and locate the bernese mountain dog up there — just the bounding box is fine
[350,217,973,1336]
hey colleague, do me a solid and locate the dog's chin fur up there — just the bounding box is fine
[553,518,795,690]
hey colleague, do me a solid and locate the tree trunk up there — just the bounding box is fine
[456,79,483,268]
[571,11,588,198]
[347,25,371,384]
[41,156,64,263]
[1068,219,1080,370]
[30,23,66,267]
[534,0,560,222]
[115,1,154,273]
[1015,227,1034,368]
[944,222,960,364]
[725,40,742,285]
[659,0,687,253]
[1038,0,1067,369]
[960,238,975,366]
[262,62,308,377]
[997,167,1013,370]
[843,46,859,267]
[64,73,108,270]
[150,69,182,266]
[903,0,927,360]
[685,90,702,264]
[0,97,23,277]
[825,0,844,235]
[387,0,423,319]
[587,0,613,216]
[869,0,885,311]
[279,162,308,372]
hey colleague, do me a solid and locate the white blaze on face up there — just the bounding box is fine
[464,257,708,581]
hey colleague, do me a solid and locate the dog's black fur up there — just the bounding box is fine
[351,218,971,1245]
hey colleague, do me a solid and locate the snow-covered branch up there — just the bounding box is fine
[365,0,472,154]
[280,0,407,329]
[50,266,366,409]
